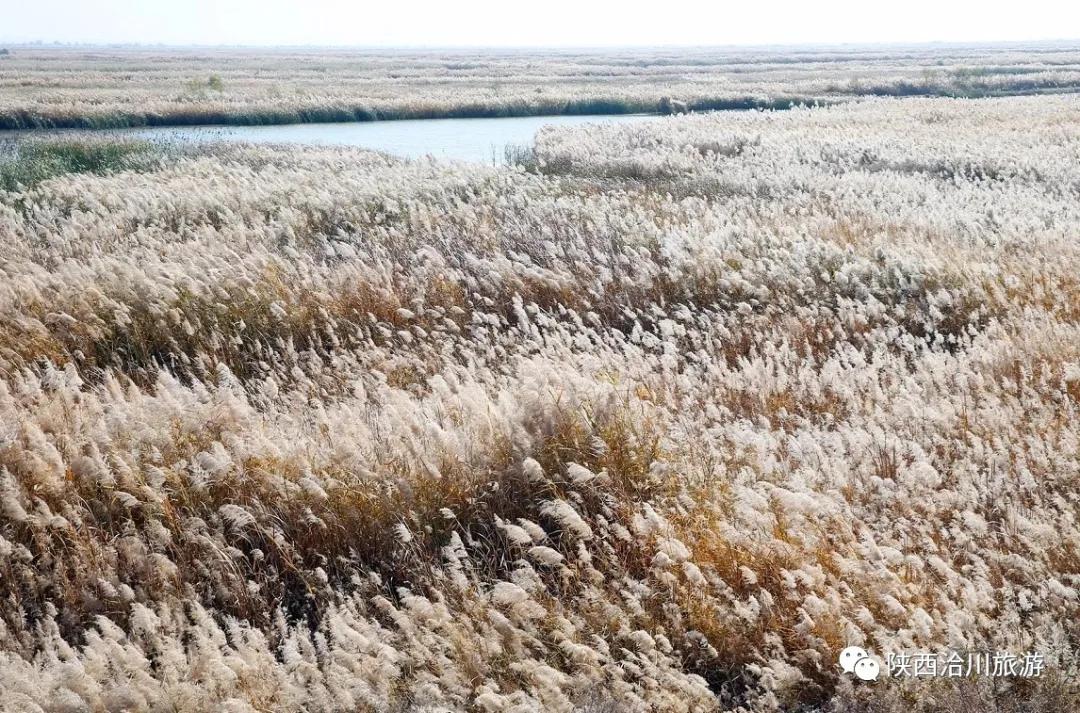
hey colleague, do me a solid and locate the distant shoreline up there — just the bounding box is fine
[6,87,1080,131]
[4,45,1079,131]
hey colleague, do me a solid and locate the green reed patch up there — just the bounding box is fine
[0,137,166,191]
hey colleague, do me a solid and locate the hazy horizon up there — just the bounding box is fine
[4,39,1080,51]
[3,0,1078,48]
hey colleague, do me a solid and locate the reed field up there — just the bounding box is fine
[1,44,1080,128]
[0,52,1079,712]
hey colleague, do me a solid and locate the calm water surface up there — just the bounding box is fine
[109,114,655,162]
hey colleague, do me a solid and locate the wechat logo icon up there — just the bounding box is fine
[840,646,881,681]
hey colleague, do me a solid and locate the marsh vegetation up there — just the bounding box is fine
[0,92,1078,711]
[1,44,1079,128]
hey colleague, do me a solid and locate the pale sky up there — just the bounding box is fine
[2,0,1078,47]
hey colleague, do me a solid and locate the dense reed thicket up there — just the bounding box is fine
[1,44,1079,129]
[0,95,1078,711]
